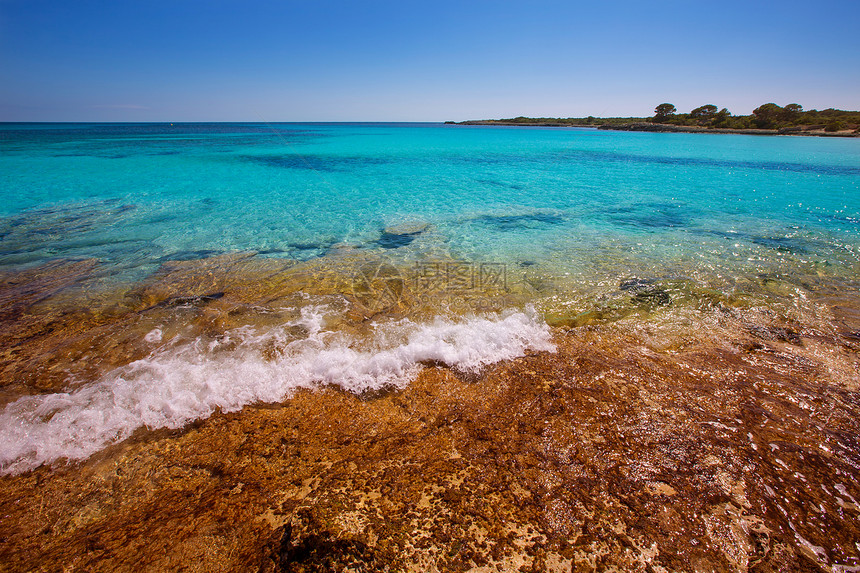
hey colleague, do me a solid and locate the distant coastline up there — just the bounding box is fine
[449,103,860,137]
[598,122,859,137]
[454,119,860,137]
[450,119,859,137]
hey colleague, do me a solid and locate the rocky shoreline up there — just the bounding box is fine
[453,120,860,137]
[454,120,596,128]
[1,255,860,571]
[598,122,860,137]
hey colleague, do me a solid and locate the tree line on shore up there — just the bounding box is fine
[652,102,860,132]
[455,104,860,133]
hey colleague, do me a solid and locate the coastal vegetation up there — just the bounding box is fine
[450,115,640,127]
[454,103,860,135]
[650,102,860,132]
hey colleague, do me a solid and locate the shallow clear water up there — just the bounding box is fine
[3,122,858,280]
[1,122,859,474]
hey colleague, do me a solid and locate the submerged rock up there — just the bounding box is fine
[377,232,418,249]
[748,324,803,345]
[470,212,565,231]
[326,242,358,255]
[382,221,429,236]
[545,278,731,328]
[377,221,429,249]
[141,291,225,312]
[619,277,672,307]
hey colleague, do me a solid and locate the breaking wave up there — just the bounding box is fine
[0,306,554,474]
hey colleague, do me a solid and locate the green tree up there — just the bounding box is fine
[712,108,731,128]
[653,103,676,123]
[690,105,717,118]
[782,103,803,123]
[690,104,718,125]
[752,103,783,128]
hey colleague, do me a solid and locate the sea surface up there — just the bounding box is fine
[2,122,859,275]
[1,122,859,473]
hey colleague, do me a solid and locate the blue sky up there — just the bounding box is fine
[1,0,858,121]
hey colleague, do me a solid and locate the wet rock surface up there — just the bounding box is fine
[0,256,859,572]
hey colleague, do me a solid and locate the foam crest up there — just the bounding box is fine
[0,307,554,474]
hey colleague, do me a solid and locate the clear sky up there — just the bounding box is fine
[1,0,858,122]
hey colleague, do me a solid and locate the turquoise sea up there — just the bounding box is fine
[1,122,859,473]
[3,122,858,280]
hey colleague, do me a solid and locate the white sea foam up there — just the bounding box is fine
[0,307,554,475]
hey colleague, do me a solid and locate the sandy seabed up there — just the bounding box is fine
[1,252,859,572]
